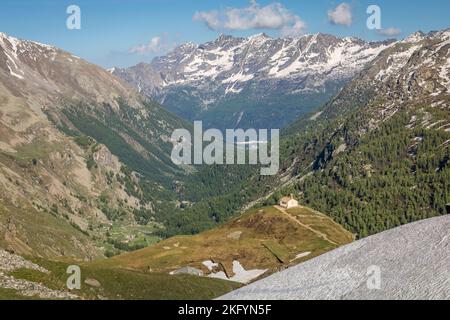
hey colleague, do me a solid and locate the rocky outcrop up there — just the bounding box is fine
[0,250,77,299]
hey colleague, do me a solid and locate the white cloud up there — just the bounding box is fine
[193,0,306,37]
[328,3,352,27]
[193,11,221,30]
[377,28,402,37]
[130,37,161,54]
[130,35,175,55]
[281,18,307,38]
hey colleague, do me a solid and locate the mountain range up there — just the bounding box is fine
[112,33,393,130]
[165,28,449,240]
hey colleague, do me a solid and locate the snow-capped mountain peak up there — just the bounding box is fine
[403,31,426,43]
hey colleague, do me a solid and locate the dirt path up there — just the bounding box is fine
[274,206,339,246]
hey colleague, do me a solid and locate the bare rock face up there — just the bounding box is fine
[219,215,450,300]
[93,146,119,171]
[0,249,48,273]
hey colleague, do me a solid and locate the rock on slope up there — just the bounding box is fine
[113,33,392,129]
[219,215,450,300]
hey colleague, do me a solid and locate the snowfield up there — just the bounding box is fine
[219,215,450,300]
[207,260,267,284]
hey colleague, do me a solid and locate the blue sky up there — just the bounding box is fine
[0,0,449,68]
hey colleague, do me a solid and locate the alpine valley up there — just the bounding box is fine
[0,26,449,300]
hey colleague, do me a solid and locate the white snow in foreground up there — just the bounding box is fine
[219,215,450,300]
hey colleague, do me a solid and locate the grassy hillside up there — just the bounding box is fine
[97,205,354,278]
[3,257,240,300]
[0,198,100,259]
[0,288,40,300]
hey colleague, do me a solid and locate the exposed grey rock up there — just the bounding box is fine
[84,278,101,288]
[0,249,48,273]
[0,275,77,300]
[219,215,450,300]
[0,250,77,299]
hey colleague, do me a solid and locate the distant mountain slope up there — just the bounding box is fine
[113,33,392,129]
[0,31,188,182]
[0,32,189,258]
[308,30,450,123]
[219,214,450,300]
[94,205,353,284]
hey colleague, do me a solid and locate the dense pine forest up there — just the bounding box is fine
[275,107,450,238]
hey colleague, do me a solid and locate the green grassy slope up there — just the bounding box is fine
[6,258,240,300]
[97,205,354,278]
[0,198,100,259]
